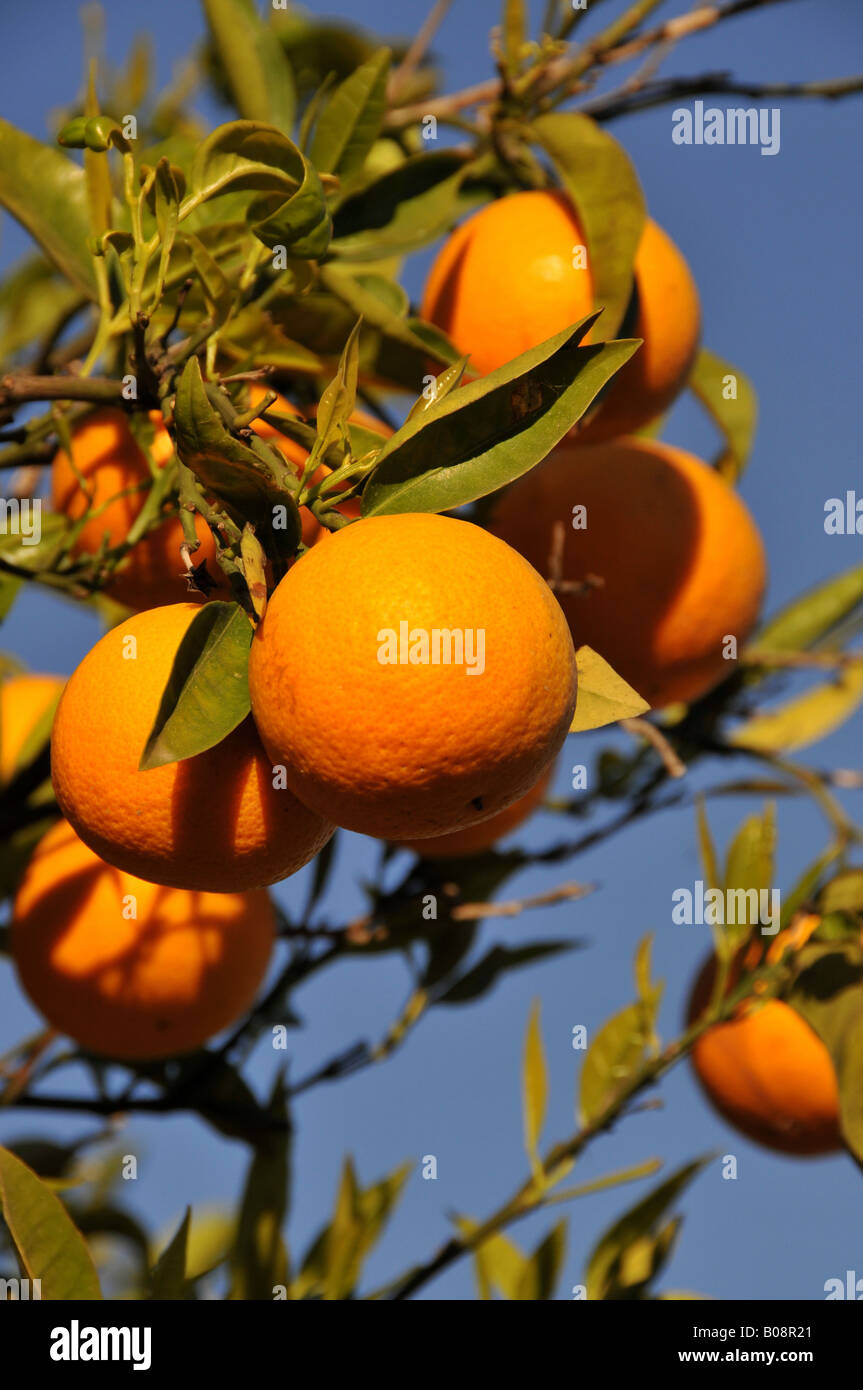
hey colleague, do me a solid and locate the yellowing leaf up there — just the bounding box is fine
[570,646,649,731]
[0,1145,101,1299]
[522,1000,548,1170]
[730,663,863,754]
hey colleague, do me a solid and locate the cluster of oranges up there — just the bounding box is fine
[3,185,837,1159]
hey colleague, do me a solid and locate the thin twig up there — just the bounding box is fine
[389,0,455,102]
[620,718,687,779]
[452,880,593,920]
[583,70,863,120]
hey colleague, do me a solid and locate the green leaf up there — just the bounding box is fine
[362,317,639,516]
[313,318,362,460]
[310,49,391,182]
[331,151,476,261]
[724,805,775,897]
[689,347,758,481]
[462,1223,528,1302]
[730,662,863,754]
[820,871,863,915]
[579,1003,648,1126]
[531,111,646,341]
[756,565,863,653]
[0,1145,101,1299]
[516,1221,567,1300]
[438,942,575,1005]
[173,355,302,548]
[570,645,649,731]
[250,157,331,259]
[0,118,98,299]
[203,0,296,130]
[523,1001,549,1168]
[695,798,721,894]
[184,231,233,327]
[139,602,253,770]
[150,1208,191,1300]
[297,1159,410,1300]
[231,1075,291,1300]
[585,1160,706,1301]
[190,121,330,258]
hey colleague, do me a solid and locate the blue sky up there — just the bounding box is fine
[1,0,863,1300]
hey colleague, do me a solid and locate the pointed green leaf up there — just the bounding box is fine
[174,355,302,546]
[150,1208,191,1300]
[0,118,98,298]
[689,347,758,482]
[585,1159,706,1301]
[570,645,650,731]
[203,0,296,131]
[0,1144,101,1299]
[331,150,476,261]
[724,805,775,897]
[231,1075,291,1300]
[139,602,253,770]
[531,111,646,341]
[695,798,721,894]
[523,1001,549,1167]
[516,1220,567,1300]
[579,1003,648,1126]
[438,942,575,1005]
[820,870,863,915]
[310,49,391,181]
[362,317,640,516]
[756,565,863,653]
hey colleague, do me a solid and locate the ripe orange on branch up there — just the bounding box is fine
[51,603,333,892]
[249,514,577,841]
[52,409,223,611]
[687,916,842,1156]
[11,819,274,1060]
[420,191,700,438]
[0,673,65,786]
[491,436,766,709]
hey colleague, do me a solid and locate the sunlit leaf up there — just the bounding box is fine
[730,663,863,754]
[689,346,758,481]
[570,646,650,731]
[0,1144,101,1299]
[310,49,391,181]
[531,111,646,341]
[0,118,98,298]
[523,1000,549,1169]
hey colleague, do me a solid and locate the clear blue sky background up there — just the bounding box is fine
[1,0,862,1300]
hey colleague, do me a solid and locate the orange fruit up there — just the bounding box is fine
[687,917,842,1156]
[248,514,577,840]
[576,219,700,443]
[491,436,766,708]
[397,762,554,859]
[0,674,64,786]
[420,191,593,378]
[247,388,390,547]
[52,409,224,611]
[11,819,274,1060]
[51,603,333,892]
[420,193,699,437]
